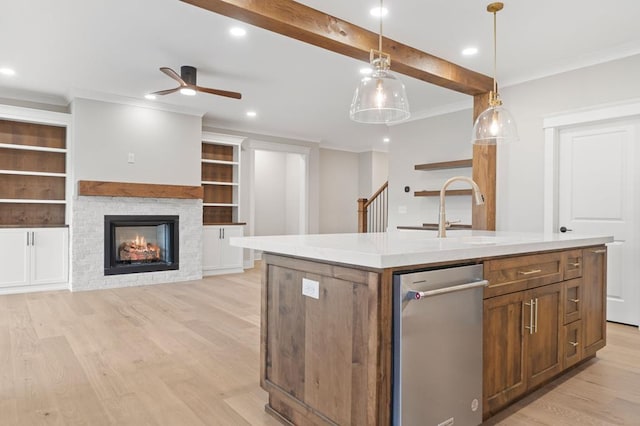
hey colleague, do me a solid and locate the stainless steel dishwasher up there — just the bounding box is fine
[393,264,487,426]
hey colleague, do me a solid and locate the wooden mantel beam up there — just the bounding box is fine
[181,0,494,96]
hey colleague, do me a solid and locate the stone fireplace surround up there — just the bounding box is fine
[70,181,203,291]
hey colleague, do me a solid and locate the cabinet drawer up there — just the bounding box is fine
[563,320,583,369]
[563,278,582,325]
[484,252,562,298]
[563,249,583,280]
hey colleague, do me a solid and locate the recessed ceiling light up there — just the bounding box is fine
[360,67,373,75]
[246,111,257,118]
[230,27,247,37]
[0,68,16,76]
[370,7,388,17]
[144,94,156,100]
[462,47,478,56]
[383,137,390,143]
[179,87,196,96]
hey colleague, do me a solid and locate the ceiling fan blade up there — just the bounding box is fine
[159,67,186,85]
[196,86,242,99]
[151,87,181,96]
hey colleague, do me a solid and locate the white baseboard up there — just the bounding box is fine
[202,267,244,277]
[0,282,69,295]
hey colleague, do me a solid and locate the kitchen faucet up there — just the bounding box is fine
[438,177,485,238]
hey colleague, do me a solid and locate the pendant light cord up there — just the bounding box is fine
[378,0,383,58]
[493,9,498,96]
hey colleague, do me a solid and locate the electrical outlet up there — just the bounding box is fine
[302,278,319,299]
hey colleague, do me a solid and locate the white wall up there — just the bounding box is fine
[253,150,305,236]
[497,54,640,232]
[254,150,287,236]
[387,54,640,233]
[71,98,201,188]
[285,153,305,234]
[319,148,359,233]
[388,109,473,229]
[358,151,389,198]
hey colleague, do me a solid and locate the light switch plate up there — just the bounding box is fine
[302,278,319,299]
[127,152,135,164]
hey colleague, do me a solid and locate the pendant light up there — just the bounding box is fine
[472,2,518,144]
[349,0,410,124]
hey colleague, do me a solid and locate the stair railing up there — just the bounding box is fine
[357,181,388,233]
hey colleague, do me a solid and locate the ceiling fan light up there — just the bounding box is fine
[472,104,519,145]
[179,87,196,96]
[350,67,410,124]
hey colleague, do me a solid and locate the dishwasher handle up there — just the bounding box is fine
[407,279,488,300]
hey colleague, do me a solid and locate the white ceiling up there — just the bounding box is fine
[2,0,640,151]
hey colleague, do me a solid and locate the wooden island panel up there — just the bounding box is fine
[262,254,388,426]
[260,246,607,425]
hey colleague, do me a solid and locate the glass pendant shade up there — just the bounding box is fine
[472,103,519,144]
[350,68,410,124]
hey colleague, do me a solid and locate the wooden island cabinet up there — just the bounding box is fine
[231,232,610,425]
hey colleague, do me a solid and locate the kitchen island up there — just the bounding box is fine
[231,230,612,425]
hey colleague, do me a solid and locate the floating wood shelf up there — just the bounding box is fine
[414,159,472,171]
[414,189,473,197]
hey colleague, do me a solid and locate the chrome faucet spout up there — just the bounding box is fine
[438,177,485,238]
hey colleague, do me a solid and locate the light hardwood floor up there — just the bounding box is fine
[1,265,638,425]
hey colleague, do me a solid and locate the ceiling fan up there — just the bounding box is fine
[152,65,242,99]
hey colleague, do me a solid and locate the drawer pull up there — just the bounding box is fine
[570,298,580,304]
[591,249,606,254]
[569,262,581,267]
[569,341,579,347]
[518,269,542,276]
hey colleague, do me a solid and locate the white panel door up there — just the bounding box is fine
[220,226,243,269]
[30,228,69,285]
[558,120,639,325]
[0,229,30,287]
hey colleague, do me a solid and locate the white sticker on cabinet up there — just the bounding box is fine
[302,278,319,299]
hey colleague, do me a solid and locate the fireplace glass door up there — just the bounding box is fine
[104,215,179,275]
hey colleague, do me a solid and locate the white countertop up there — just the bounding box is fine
[230,230,613,269]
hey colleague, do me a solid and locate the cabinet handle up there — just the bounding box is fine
[569,262,581,267]
[222,228,225,239]
[518,269,542,275]
[570,298,580,304]
[26,232,30,246]
[591,249,606,254]
[31,231,35,246]
[569,341,579,347]
[524,299,534,334]
[534,298,538,333]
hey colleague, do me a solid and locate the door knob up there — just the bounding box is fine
[560,226,573,233]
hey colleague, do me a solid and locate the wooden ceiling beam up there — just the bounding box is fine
[181,0,494,95]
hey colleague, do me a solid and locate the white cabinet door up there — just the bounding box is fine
[0,229,30,287]
[202,226,223,271]
[220,226,243,269]
[30,228,69,285]
[202,225,244,274]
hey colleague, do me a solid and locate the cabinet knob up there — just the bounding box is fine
[560,226,572,233]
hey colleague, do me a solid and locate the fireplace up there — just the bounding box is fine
[104,215,179,275]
